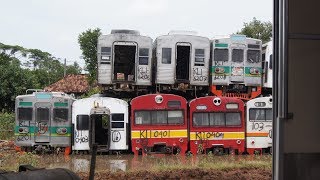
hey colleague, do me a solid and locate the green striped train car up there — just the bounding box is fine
[15,91,75,154]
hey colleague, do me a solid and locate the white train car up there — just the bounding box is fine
[97,30,153,93]
[211,35,262,100]
[246,96,272,154]
[262,41,273,95]
[153,31,210,96]
[72,97,128,153]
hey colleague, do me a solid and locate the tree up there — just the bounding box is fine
[78,28,102,84]
[237,17,272,43]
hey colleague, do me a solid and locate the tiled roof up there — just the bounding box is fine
[44,74,89,93]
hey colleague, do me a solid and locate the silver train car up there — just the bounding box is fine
[15,92,75,154]
[97,30,153,94]
[72,97,129,153]
[210,35,262,100]
[153,31,210,96]
[262,41,273,95]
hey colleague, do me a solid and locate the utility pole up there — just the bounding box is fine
[64,58,66,77]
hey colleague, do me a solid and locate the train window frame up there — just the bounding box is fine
[249,108,273,122]
[111,113,124,121]
[232,49,244,62]
[139,48,149,65]
[162,48,172,64]
[18,107,33,121]
[269,54,273,69]
[53,108,68,122]
[76,115,90,130]
[36,107,50,121]
[195,49,205,66]
[134,110,185,126]
[101,47,111,64]
[214,48,229,62]
[225,112,241,126]
[247,49,261,63]
[192,111,242,127]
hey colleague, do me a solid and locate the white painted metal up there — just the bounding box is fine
[72,97,128,151]
[246,96,273,150]
[262,41,273,89]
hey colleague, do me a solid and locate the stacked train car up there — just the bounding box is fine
[153,31,210,97]
[97,30,153,95]
[15,91,75,154]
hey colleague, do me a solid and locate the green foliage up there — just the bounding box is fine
[80,86,101,98]
[237,17,272,43]
[18,152,40,167]
[0,42,82,111]
[78,28,102,84]
[0,112,15,140]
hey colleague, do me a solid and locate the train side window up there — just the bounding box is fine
[225,112,241,126]
[139,48,149,65]
[18,108,33,121]
[247,50,261,63]
[232,49,244,62]
[168,110,183,124]
[162,48,172,64]
[266,109,273,121]
[36,107,49,121]
[101,47,111,64]
[151,111,167,124]
[76,115,89,130]
[209,113,225,126]
[269,54,273,69]
[214,49,229,61]
[53,108,68,121]
[112,113,124,121]
[135,111,151,125]
[193,113,209,126]
[195,49,205,66]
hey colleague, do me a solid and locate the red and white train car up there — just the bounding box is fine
[189,96,245,155]
[131,94,188,155]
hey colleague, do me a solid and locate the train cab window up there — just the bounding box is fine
[53,108,68,121]
[269,54,273,69]
[151,111,167,124]
[214,49,229,61]
[76,115,89,130]
[36,108,49,121]
[101,47,111,64]
[209,113,225,126]
[225,112,241,126]
[247,50,260,63]
[232,49,244,62]
[250,108,272,121]
[135,111,151,124]
[18,108,33,121]
[168,110,183,124]
[162,48,172,64]
[195,49,205,66]
[139,48,149,65]
[193,113,209,126]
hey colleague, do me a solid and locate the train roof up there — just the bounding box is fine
[130,94,187,105]
[246,96,273,105]
[155,32,210,41]
[211,34,262,42]
[15,91,74,100]
[189,96,244,105]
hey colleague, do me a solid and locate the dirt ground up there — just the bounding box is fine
[78,168,271,180]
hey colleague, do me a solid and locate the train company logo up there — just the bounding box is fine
[190,131,245,140]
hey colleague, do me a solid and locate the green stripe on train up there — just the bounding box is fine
[215,43,228,48]
[210,66,231,75]
[244,67,262,77]
[19,102,32,106]
[15,126,72,134]
[54,102,68,107]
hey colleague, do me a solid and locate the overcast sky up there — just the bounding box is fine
[0,0,272,67]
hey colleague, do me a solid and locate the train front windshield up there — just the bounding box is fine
[193,112,241,126]
[135,110,184,125]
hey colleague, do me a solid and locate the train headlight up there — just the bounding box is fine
[213,97,221,106]
[155,95,163,104]
[250,68,260,75]
[215,67,225,74]
[236,140,241,145]
[56,128,68,135]
[18,127,29,134]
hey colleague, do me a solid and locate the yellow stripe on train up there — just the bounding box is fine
[131,130,188,139]
[190,131,245,141]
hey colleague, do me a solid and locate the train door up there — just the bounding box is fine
[113,42,137,82]
[90,107,110,152]
[34,103,51,143]
[230,46,245,82]
[176,43,191,82]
